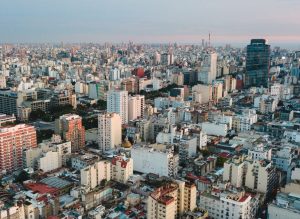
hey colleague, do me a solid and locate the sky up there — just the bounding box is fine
[1,0,300,46]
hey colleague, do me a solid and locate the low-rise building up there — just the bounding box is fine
[111,156,133,184]
[199,187,259,219]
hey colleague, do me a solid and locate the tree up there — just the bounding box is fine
[96,100,107,110]
[217,157,228,167]
[49,104,74,119]
[15,170,30,183]
[200,150,211,157]
[83,117,98,129]
[100,179,107,187]
[37,129,54,143]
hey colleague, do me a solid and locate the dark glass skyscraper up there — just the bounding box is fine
[245,39,270,88]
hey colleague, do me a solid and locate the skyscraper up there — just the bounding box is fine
[198,51,217,84]
[98,113,122,152]
[128,95,145,121]
[245,39,271,88]
[55,114,85,152]
[107,90,128,124]
[0,124,37,173]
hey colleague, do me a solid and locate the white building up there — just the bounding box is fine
[98,113,122,152]
[156,125,177,144]
[199,188,259,219]
[212,82,223,103]
[39,151,60,172]
[198,130,208,150]
[192,84,212,103]
[201,122,228,137]
[107,90,128,124]
[223,156,278,195]
[198,52,217,84]
[215,114,233,130]
[270,83,292,100]
[0,75,6,89]
[248,144,272,161]
[24,137,72,172]
[128,95,145,121]
[111,156,133,183]
[291,168,300,181]
[268,192,300,219]
[131,144,179,177]
[110,68,120,81]
[80,160,111,189]
[284,130,300,143]
[233,109,257,132]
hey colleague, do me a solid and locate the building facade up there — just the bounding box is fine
[128,95,145,121]
[0,124,37,173]
[245,39,270,88]
[55,114,85,152]
[98,113,122,152]
[107,90,128,124]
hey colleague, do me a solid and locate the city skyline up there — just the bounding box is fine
[1,0,300,47]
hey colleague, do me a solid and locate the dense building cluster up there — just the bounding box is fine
[0,40,299,218]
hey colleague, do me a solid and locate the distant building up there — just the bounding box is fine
[245,39,270,88]
[201,122,228,137]
[0,113,16,126]
[198,51,217,84]
[0,90,23,115]
[51,89,77,109]
[107,90,128,124]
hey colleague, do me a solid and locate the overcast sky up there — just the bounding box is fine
[1,0,300,46]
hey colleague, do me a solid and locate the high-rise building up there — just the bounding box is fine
[198,51,217,84]
[0,124,37,173]
[0,90,23,115]
[0,75,6,89]
[107,90,128,124]
[154,51,161,65]
[55,114,85,152]
[161,53,171,66]
[128,95,145,121]
[98,113,122,152]
[245,39,270,88]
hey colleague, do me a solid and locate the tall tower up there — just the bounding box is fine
[107,90,128,124]
[245,39,270,88]
[98,113,122,152]
[128,95,145,121]
[55,114,85,152]
[0,124,37,173]
[198,51,218,84]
